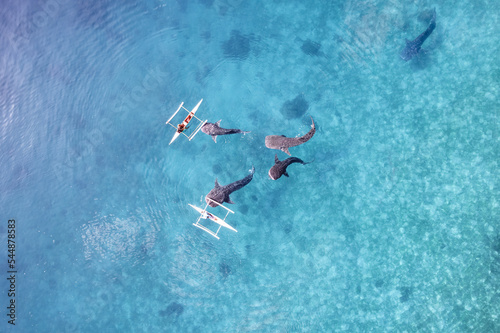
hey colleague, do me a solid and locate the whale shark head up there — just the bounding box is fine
[201,120,222,142]
[268,155,286,180]
[201,120,220,135]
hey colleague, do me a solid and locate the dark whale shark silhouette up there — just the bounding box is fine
[265,117,316,156]
[268,154,311,180]
[400,9,436,61]
[205,166,255,207]
[201,120,250,143]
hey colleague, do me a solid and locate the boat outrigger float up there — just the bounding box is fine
[189,198,237,239]
[166,99,207,145]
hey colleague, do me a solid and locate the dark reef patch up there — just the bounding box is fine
[280,94,309,119]
[245,244,254,255]
[222,30,251,60]
[301,39,321,56]
[239,204,249,215]
[283,223,292,234]
[399,286,413,303]
[219,262,232,278]
[374,279,384,288]
[492,233,500,254]
[212,164,222,174]
[490,233,500,275]
[160,302,184,317]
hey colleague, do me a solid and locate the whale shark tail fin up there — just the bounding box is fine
[428,8,436,30]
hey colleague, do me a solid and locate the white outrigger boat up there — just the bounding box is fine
[166,99,207,145]
[189,198,237,239]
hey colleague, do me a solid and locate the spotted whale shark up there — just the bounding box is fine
[205,166,255,207]
[400,9,436,61]
[268,154,311,180]
[265,117,316,156]
[201,120,250,143]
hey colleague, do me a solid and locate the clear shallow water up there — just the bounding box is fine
[0,0,498,332]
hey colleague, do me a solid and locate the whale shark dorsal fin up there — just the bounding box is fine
[212,135,217,143]
[284,171,289,177]
[282,147,291,156]
[226,196,235,204]
[274,154,280,163]
[216,119,222,126]
[215,179,221,188]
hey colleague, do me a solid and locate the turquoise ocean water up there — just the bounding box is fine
[1,0,499,332]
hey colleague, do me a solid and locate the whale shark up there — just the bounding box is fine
[205,166,255,207]
[265,117,315,156]
[268,154,310,180]
[201,120,250,143]
[400,9,436,61]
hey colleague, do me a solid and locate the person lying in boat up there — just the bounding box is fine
[201,210,216,221]
[176,123,190,133]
